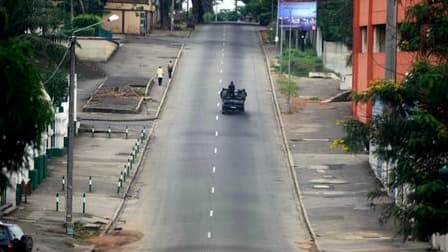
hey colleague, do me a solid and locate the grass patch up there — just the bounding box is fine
[274,49,327,77]
[277,76,298,97]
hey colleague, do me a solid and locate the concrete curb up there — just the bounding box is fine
[155,43,185,119]
[100,40,187,236]
[101,120,157,235]
[258,31,322,252]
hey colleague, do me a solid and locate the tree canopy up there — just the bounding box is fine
[317,0,352,48]
[335,0,448,240]
[0,0,64,189]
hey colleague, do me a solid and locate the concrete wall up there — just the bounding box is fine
[315,28,353,90]
[76,38,118,62]
[322,41,353,90]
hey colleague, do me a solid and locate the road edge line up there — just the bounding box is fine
[257,31,322,252]
[101,41,187,236]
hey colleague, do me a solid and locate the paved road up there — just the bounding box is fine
[119,25,308,252]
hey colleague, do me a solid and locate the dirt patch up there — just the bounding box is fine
[77,61,106,80]
[87,230,143,251]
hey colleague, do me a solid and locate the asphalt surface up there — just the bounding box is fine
[120,25,308,252]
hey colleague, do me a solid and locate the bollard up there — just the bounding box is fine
[143,126,146,137]
[128,159,132,170]
[56,193,59,211]
[82,193,86,215]
[108,126,112,138]
[123,169,127,182]
[91,127,95,137]
[140,132,144,142]
[126,164,130,177]
[89,176,92,192]
[136,141,140,152]
[121,171,125,183]
[125,126,129,139]
[62,176,65,191]
[117,179,121,194]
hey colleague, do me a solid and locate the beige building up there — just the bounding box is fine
[103,0,157,35]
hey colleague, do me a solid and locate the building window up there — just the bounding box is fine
[374,24,386,53]
[361,26,367,53]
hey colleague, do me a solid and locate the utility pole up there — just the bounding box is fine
[235,0,238,10]
[385,0,397,81]
[287,9,292,113]
[373,0,397,116]
[64,14,119,236]
[170,0,175,32]
[186,0,189,20]
[279,16,284,74]
[70,0,74,24]
[66,36,76,235]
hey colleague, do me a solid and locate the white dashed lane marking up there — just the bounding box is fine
[214,147,217,154]
[207,232,212,239]
[211,187,215,194]
[216,115,219,120]
[212,166,216,173]
[209,210,214,217]
[215,131,218,136]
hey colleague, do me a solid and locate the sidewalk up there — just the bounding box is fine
[264,43,429,251]
[8,30,188,251]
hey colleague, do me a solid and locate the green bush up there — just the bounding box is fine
[203,12,215,23]
[276,49,326,77]
[72,14,101,36]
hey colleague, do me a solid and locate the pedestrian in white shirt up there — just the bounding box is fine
[156,66,164,86]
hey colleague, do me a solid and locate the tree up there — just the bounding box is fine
[334,0,448,240]
[317,0,352,48]
[0,0,61,190]
[243,0,274,25]
[0,45,54,190]
[191,0,214,24]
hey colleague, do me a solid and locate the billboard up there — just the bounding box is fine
[279,0,316,31]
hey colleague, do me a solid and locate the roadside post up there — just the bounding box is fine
[91,127,95,137]
[108,126,112,138]
[125,126,129,139]
[56,193,59,211]
[82,193,86,215]
[117,179,121,194]
[89,176,92,192]
[62,176,65,191]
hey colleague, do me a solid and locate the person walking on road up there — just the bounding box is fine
[156,66,164,86]
[167,60,174,79]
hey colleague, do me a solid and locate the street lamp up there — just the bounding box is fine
[65,14,119,235]
[275,0,280,45]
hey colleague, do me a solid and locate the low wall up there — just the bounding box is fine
[76,38,119,62]
[432,233,448,251]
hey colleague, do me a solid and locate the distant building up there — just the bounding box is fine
[103,0,157,35]
[352,0,415,122]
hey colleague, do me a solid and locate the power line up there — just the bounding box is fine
[43,42,71,85]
